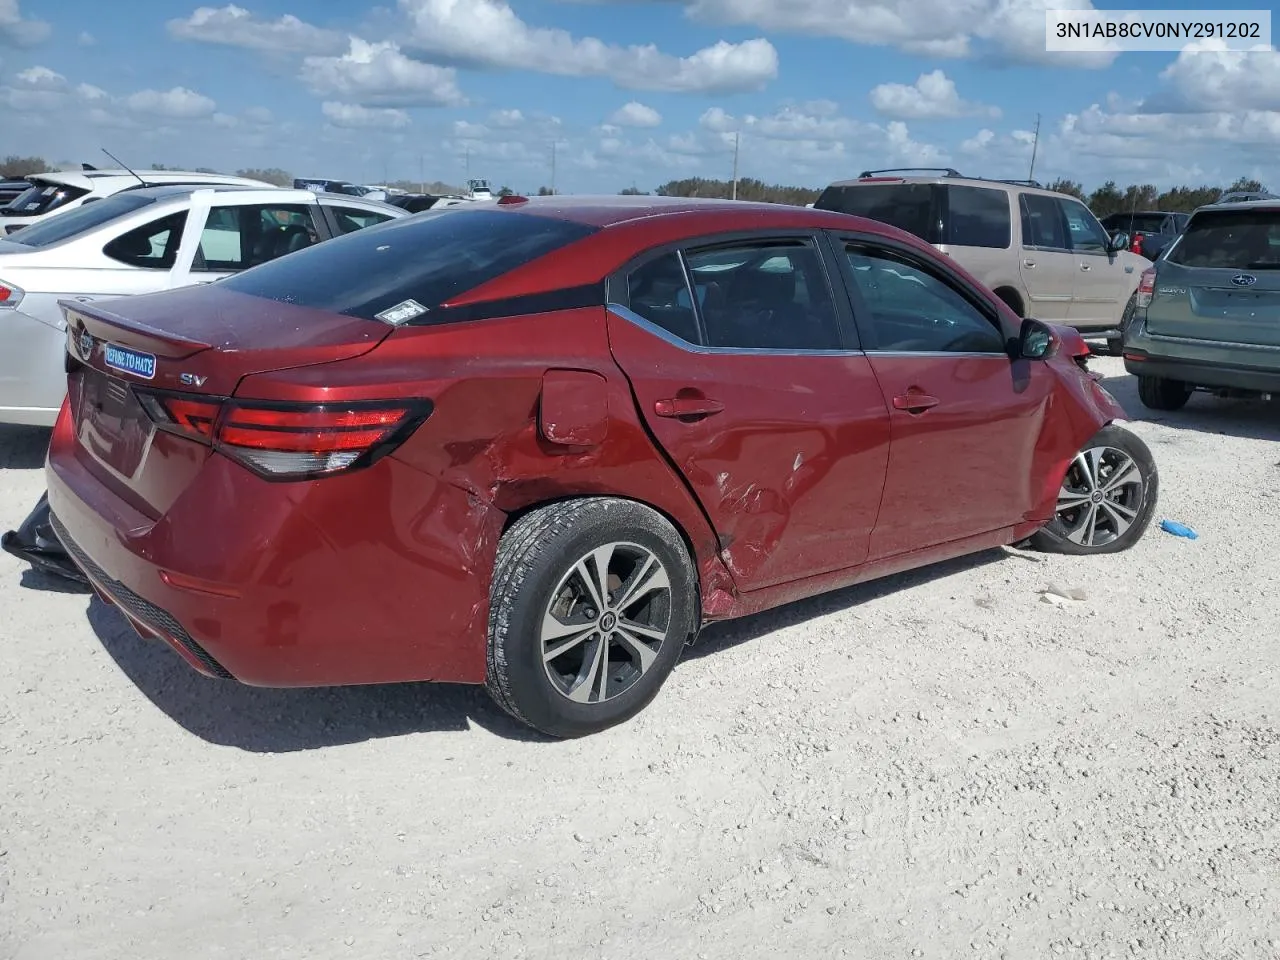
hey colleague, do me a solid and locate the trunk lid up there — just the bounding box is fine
[1149,207,1280,347]
[61,284,393,519]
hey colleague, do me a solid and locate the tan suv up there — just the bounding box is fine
[814,169,1151,353]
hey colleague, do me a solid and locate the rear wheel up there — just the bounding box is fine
[485,498,698,738]
[1137,375,1192,411]
[1030,424,1158,555]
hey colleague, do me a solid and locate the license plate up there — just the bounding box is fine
[103,343,156,380]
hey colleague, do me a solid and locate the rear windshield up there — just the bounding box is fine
[7,192,157,247]
[1102,213,1167,234]
[1165,209,1280,269]
[813,183,939,243]
[218,208,599,321]
[0,181,90,218]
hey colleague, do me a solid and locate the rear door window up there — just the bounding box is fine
[1166,209,1280,269]
[813,183,940,243]
[324,204,397,235]
[943,185,1010,248]
[626,252,700,344]
[217,208,598,321]
[194,204,319,272]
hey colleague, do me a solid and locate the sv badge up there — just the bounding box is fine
[179,373,208,387]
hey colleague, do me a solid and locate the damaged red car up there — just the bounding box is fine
[46,196,1158,737]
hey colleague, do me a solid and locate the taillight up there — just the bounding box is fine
[136,390,432,480]
[0,280,23,307]
[1130,233,1144,254]
[1136,267,1156,309]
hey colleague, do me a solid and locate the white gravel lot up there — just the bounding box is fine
[1,357,1278,960]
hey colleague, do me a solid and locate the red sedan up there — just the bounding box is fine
[46,196,1158,737]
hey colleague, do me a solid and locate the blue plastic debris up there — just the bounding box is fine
[1160,520,1199,540]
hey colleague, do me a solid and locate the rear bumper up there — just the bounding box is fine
[1123,350,1280,395]
[46,410,505,687]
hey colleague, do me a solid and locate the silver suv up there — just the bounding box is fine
[814,169,1151,352]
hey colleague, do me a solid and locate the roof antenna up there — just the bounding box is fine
[100,147,146,188]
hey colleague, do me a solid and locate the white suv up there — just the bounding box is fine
[0,168,274,235]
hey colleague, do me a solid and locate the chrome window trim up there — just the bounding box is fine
[606,304,864,358]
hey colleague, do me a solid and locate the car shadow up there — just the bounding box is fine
[688,547,1011,660]
[1101,373,1280,443]
[0,425,51,469]
[85,596,552,751]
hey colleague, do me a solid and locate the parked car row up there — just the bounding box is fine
[4,188,1161,738]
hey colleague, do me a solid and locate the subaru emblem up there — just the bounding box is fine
[78,330,94,359]
[1231,273,1257,287]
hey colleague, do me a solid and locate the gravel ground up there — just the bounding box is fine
[2,357,1278,960]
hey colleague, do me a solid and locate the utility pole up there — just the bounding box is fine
[465,147,471,184]
[418,154,424,193]
[550,140,557,195]
[731,130,740,201]
[1028,113,1041,182]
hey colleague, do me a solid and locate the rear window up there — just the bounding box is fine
[1102,213,1167,234]
[813,183,939,243]
[1166,209,1280,269]
[7,192,157,247]
[218,208,598,321]
[0,181,90,218]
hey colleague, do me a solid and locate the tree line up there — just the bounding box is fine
[2,154,1268,214]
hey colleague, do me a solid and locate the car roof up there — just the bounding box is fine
[821,172,1073,200]
[1196,199,1280,213]
[26,169,272,190]
[463,194,868,230]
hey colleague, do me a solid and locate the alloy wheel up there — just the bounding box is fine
[1054,446,1146,548]
[540,541,673,704]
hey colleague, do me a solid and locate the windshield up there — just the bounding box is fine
[218,208,598,321]
[7,192,158,247]
[1165,209,1280,269]
[0,181,90,218]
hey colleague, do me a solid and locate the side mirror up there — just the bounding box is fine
[1018,317,1055,359]
[1108,230,1129,253]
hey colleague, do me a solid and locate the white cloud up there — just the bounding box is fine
[321,101,411,129]
[400,0,777,92]
[0,0,49,46]
[167,4,345,55]
[300,37,464,106]
[1151,41,1280,113]
[76,31,95,47]
[244,105,273,124]
[870,70,999,120]
[126,86,217,119]
[609,101,662,127]
[635,0,1112,68]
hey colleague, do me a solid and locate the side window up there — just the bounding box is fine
[1058,198,1110,253]
[944,185,1011,249]
[1019,193,1068,250]
[844,244,1007,354]
[327,205,396,235]
[683,240,841,350]
[626,252,700,344]
[103,211,189,269]
[194,204,318,272]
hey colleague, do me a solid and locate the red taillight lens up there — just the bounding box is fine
[0,286,12,303]
[136,391,431,479]
[1136,267,1156,308]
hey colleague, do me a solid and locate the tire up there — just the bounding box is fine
[1108,292,1138,356]
[1029,424,1159,555]
[485,497,698,738]
[1137,375,1192,411]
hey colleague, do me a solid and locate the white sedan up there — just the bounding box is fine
[0,185,406,426]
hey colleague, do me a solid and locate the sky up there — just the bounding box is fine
[1,0,1277,194]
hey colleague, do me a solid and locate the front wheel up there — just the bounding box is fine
[1030,424,1158,555]
[485,498,698,738]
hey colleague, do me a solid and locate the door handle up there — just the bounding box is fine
[1080,263,1091,271]
[1022,259,1036,268]
[654,396,724,418]
[892,392,940,413]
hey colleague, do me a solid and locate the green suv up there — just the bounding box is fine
[1124,201,1280,410]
